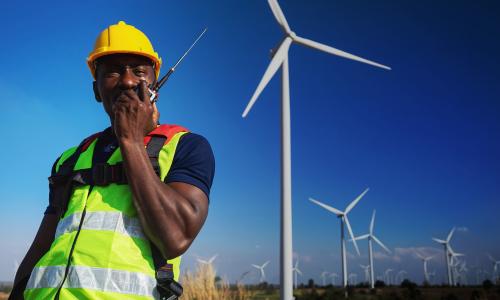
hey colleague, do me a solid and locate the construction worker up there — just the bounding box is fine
[9,21,215,299]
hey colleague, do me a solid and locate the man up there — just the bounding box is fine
[10,21,214,299]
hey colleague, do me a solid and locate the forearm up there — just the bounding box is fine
[119,140,205,258]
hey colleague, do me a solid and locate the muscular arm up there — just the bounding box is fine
[119,140,208,259]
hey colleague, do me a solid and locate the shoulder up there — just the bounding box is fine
[52,131,103,174]
[174,133,215,164]
[166,132,215,199]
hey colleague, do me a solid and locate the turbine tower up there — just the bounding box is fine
[432,227,457,286]
[352,210,391,289]
[448,245,465,286]
[252,261,270,283]
[309,189,369,291]
[242,1,390,297]
[415,252,434,283]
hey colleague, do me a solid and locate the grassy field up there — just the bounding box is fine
[2,267,499,300]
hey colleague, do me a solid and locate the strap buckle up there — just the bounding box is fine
[92,163,110,186]
[92,163,126,186]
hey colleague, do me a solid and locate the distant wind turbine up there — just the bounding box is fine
[415,252,434,283]
[487,254,500,282]
[433,227,457,286]
[292,259,302,289]
[242,0,390,296]
[360,265,370,283]
[320,271,329,286]
[330,272,339,286]
[252,261,270,283]
[309,188,369,291]
[384,269,394,285]
[396,270,407,284]
[352,210,391,289]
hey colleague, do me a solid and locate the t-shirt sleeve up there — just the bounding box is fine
[44,157,61,215]
[164,133,215,200]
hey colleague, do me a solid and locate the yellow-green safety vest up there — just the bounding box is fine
[25,125,188,300]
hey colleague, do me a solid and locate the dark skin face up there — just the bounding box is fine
[93,53,159,137]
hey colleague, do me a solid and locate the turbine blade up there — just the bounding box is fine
[415,252,425,260]
[209,254,218,264]
[251,264,260,269]
[345,188,369,214]
[352,234,370,241]
[242,37,292,118]
[297,269,303,275]
[293,36,391,70]
[372,235,391,254]
[432,238,446,244]
[262,260,270,268]
[267,0,291,33]
[369,210,376,234]
[447,227,456,242]
[344,216,360,255]
[309,197,343,216]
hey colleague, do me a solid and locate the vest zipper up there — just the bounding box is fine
[54,185,94,300]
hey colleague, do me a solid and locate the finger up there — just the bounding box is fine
[139,80,148,103]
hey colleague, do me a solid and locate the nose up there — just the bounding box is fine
[118,68,139,90]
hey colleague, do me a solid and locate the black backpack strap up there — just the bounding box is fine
[48,134,101,216]
[145,136,183,299]
[146,136,167,177]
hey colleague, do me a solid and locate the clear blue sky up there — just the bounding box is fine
[0,0,499,285]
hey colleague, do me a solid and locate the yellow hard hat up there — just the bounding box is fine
[87,21,162,79]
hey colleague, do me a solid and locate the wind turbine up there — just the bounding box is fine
[487,254,500,282]
[448,245,465,286]
[292,259,302,289]
[433,227,457,286]
[309,188,369,290]
[242,0,390,297]
[252,261,270,283]
[428,270,436,284]
[320,271,329,286]
[330,272,339,286]
[396,270,407,284]
[384,269,394,285]
[360,265,370,283]
[352,210,391,289]
[415,252,434,283]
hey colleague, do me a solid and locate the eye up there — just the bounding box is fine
[134,68,147,76]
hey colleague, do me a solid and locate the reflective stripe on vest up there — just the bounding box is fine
[25,127,188,300]
[27,265,158,297]
[55,211,147,241]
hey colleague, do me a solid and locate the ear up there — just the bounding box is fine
[93,81,102,103]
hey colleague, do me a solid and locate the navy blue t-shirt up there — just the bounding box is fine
[45,128,215,214]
